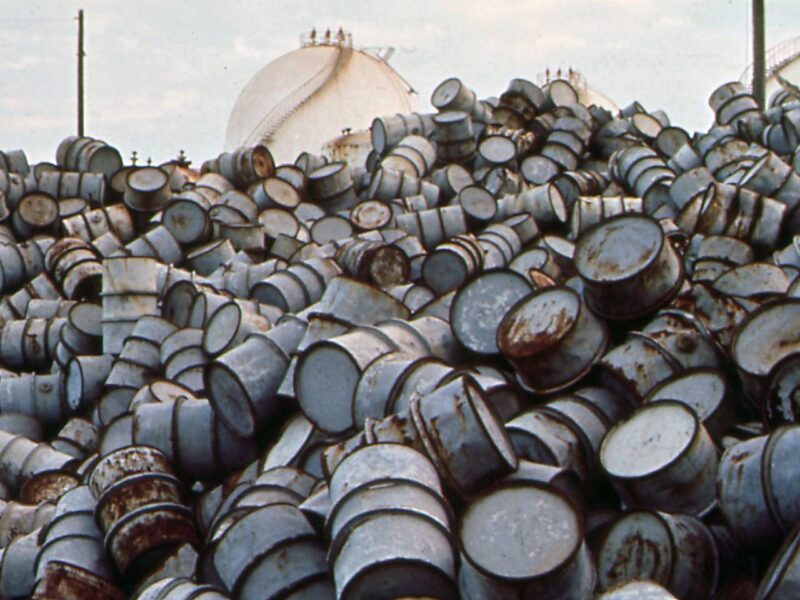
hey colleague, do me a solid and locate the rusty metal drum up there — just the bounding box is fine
[718,426,800,549]
[505,459,585,513]
[709,81,749,112]
[595,510,719,599]
[497,286,608,394]
[455,184,498,228]
[66,354,114,414]
[0,529,45,598]
[101,257,162,354]
[187,239,236,276]
[103,502,198,576]
[732,300,800,405]
[351,352,424,426]
[335,239,410,287]
[644,368,734,441]
[597,332,682,405]
[432,77,485,120]
[0,373,66,427]
[88,446,172,496]
[766,354,800,425]
[206,323,302,438]
[13,192,59,238]
[520,154,561,186]
[575,214,683,320]
[371,113,435,156]
[124,167,170,215]
[422,234,483,294]
[328,443,441,507]
[411,375,518,497]
[333,509,457,600]
[508,247,562,284]
[433,111,476,163]
[202,302,272,357]
[0,500,54,547]
[349,199,393,232]
[94,472,184,534]
[250,176,301,212]
[459,480,594,599]
[450,269,532,356]
[132,396,258,481]
[212,190,257,224]
[295,326,398,435]
[568,195,643,241]
[308,162,358,213]
[50,418,98,458]
[308,214,351,245]
[571,386,633,425]
[713,263,789,301]
[32,561,126,600]
[541,396,612,484]
[431,164,473,200]
[89,446,198,575]
[0,430,78,500]
[600,401,718,517]
[326,444,450,571]
[211,503,325,597]
[311,276,410,326]
[457,370,522,423]
[162,193,212,246]
[638,310,722,371]
[506,408,591,484]
[327,478,452,561]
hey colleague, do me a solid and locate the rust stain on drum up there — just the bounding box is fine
[498,305,573,357]
[32,562,126,600]
[605,530,665,581]
[110,508,199,575]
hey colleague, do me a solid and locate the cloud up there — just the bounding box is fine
[535,33,589,52]
[658,15,684,28]
[233,35,267,60]
[0,97,25,111]
[457,0,536,24]
[596,0,654,7]
[4,54,56,71]
[8,114,72,130]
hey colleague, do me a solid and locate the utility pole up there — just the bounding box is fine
[752,0,765,108]
[77,9,85,136]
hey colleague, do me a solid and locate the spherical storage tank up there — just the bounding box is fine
[225,29,418,165]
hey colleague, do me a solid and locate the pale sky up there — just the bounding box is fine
[1,0,799,166]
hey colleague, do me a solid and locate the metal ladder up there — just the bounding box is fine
[244,44,354,147]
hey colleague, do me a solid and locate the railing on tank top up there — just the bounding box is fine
[740,35,800,89]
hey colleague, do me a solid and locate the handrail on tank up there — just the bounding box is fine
[740,35,800,88]
[300,28,353,48]
[242,45,342,147]
[537,67,588,93]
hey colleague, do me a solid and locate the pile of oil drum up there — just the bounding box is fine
[0,75,798,599]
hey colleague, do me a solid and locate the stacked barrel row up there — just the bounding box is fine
[0,75,798,599]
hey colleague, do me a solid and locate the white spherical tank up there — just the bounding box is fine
[225,30,418,164]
